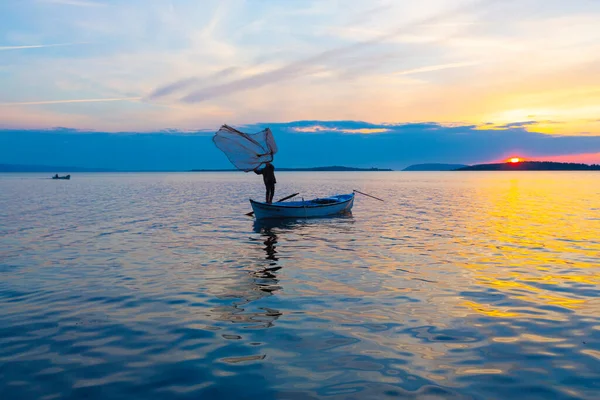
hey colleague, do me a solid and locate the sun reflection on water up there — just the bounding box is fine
[452,175,599,319]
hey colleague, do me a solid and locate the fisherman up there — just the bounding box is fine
[254,162,276,203]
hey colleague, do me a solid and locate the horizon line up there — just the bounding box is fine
[2,160,600,174]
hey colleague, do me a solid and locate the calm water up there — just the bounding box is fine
[1,172,599,399]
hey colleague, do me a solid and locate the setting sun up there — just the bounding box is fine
[509,157,521,163]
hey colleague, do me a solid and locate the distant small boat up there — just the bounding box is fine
[250,193,354,220]
[52,174,71,180]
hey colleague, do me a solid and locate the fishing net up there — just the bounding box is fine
[213,124,278,171]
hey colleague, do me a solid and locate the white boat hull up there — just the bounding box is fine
[250,193,354,220]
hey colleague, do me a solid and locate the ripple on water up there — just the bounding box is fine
[1,172,599,399]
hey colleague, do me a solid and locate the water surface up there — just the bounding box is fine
[1,172,599,399]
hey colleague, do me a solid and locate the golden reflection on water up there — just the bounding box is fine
[455,174,599,319]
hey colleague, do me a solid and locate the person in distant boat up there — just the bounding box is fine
[254,162,276,203]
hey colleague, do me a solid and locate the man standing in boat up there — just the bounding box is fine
[254,162,276,203]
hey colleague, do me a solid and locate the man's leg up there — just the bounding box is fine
[267,183,274,203]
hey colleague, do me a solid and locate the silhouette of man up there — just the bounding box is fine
[254,162,276,203]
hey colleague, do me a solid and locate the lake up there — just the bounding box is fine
[1,171,599,399]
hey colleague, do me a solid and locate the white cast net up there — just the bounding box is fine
[212,124,278,171]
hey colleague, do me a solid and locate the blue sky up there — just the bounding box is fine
[1,0,600,167]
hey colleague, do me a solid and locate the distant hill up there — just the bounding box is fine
[0,164,115,172]
[403,163,468,171]
[278,166,393,172]
[457,161,600,171]
[191,166,393,172]
[0,164,393,173]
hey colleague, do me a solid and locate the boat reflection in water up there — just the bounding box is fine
[210,221,291,335]
[250,227,282,295]
[249,217,318,294]
[216,216,354,336]
[252,217,306,233]
[252,213,353,232]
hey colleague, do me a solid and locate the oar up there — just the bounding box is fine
[276,192,300,202]
[353,189,384,202]
[246,192,299,216]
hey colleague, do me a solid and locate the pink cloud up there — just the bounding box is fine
[530,152,600,164]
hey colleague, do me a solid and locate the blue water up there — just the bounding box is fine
[1,172,599,399]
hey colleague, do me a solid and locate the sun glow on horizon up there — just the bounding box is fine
[509,157,522,163]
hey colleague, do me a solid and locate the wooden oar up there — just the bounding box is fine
[246,192,299,216]
[353,189,384,202]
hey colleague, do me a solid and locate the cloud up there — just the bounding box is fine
[149,0,499,103]
[243,120,600,167]
[148,77,201,99]
[0,43,88,51]
[480,120,566,130]
[2,120,599,171]
[394,62,478,76]
[2,0,598,133]
[37,0,105,7]
[293,125,390,134]
[148,67,239,99]
[344,3,394,26]
[0,97,141,106]
[538,152,600,164]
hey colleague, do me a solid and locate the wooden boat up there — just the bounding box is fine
[249,193,354,220]
[52,174,71,180]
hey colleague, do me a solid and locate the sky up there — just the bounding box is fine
[1,0,600,168]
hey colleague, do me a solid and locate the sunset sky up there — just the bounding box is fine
[1,0,600,168]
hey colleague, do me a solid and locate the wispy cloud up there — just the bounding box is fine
[344,3,394,26]
[149,67,239,99]
[0,97,141,106]
[37,0,105,7]
[149,77,201,99]
[0,42,88,51]
[394,62,478,76]
[478,120,565,130]
[149,0,499,103]
[2,0,598,133]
